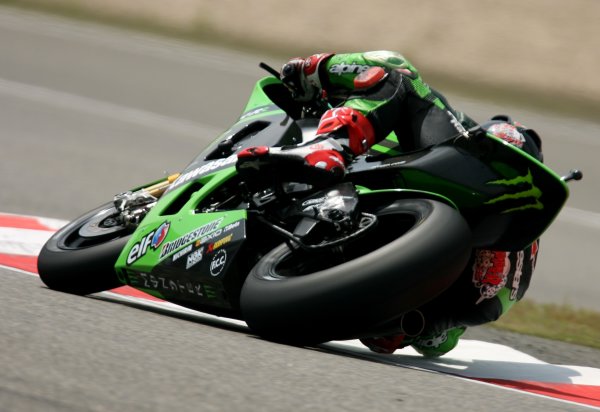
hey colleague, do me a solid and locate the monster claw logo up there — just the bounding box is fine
[484,169,543,213]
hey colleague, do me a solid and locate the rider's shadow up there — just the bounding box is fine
[322,339,598,402]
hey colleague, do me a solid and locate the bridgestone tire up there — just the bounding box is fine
[38,203,131,295]
[240,199,472,345]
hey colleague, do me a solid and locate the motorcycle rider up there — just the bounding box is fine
[236,51,543,357]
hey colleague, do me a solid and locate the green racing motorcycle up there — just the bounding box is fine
[38,64,581,344]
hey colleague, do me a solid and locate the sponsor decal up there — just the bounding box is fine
[374,160,407,169]
[151,222,170,249]
[414,330,449,349]
[447,110,468,136]
[207,233,233,253]
[127,271,221,300]
[329,62,372,76]
[530,239,539,269]
[172,244,192,262]
[485,169,543,213]
[210,249,227,277]
[127,222,170,265]
[159,218,224,259]
[199,228,223,244]
[510,250,525,300]
[240,106,269,120]
[185,247,204,270]
[222,220,241,232]
[135,272,205,298]
[472,249,511,304]
[200,220,242,247]
[171,155,237,188]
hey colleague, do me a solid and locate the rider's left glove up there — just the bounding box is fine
[280,54,333,102]
[236,139,346,188]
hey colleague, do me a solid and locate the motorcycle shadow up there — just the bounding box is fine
[90,286,596,398]
[90,289,250,335]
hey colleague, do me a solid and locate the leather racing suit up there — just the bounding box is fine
[236,51,542,357]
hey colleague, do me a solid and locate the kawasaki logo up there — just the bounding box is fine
[484,169,543,213]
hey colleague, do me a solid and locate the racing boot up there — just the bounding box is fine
[360,334,412,354]
[361,326,466,357]
[236,138,348,188]
[410,326,466,358]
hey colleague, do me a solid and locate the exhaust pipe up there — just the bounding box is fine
[358,309,426,339]
[399,310,425,337]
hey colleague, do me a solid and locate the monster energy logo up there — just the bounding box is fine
[485,169,543,213]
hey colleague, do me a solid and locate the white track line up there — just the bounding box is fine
[0,76,221,138]
[0,5,264,75]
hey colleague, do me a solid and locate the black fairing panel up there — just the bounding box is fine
[349,134,568,250]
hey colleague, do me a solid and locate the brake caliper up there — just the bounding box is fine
[113,190,157,227]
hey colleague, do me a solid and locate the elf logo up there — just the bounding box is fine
[151,222,170,249]
[329,63,372,76]
[127,222,170,265]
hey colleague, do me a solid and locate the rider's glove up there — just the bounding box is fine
[281,54,333,102]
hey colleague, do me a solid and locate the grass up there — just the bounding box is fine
[2,1,599,351]
[489,300,600,350]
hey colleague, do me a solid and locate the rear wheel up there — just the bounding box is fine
[240,198,472,344]
[38,203,131,295]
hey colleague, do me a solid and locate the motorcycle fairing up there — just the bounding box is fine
[115,167,249,315]
[114,76,569,316]
[160,77,305,197]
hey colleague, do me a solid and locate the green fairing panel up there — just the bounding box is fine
[114,167,249,312]
[241,77,285,117]
[194,77,285,157]
[115,168,246,275]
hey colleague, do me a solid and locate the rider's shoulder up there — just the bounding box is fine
[329,51,419,74]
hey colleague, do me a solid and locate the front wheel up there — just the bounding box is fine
[240,198,472,344]
[38,203,132,295]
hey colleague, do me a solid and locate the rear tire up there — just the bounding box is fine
[240,198,472,344]
[38,203,131,295]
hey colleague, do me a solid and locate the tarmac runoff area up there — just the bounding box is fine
[1,213,600,409]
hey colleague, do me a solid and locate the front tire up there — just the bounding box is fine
[38,203,131,295]
[240,198,471,344]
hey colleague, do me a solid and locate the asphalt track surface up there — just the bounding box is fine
[1,6,599,412]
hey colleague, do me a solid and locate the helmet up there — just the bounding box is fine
[482,115,525,148]
[482,115,543,161]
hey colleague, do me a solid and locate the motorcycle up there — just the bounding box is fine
[38,64,581,345]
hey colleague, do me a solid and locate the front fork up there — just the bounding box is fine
[113,173,180,227]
